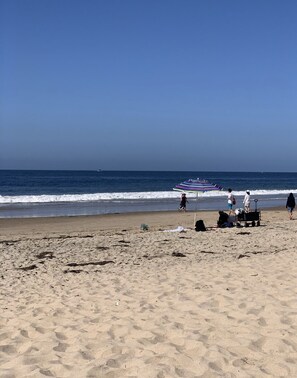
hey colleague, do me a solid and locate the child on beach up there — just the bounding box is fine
[227,188,236,214]
[179,193,188,211]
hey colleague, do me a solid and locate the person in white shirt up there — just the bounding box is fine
[243,190,251,212]
[227,188,236,214]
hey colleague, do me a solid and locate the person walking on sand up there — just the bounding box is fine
[243,190,251,212]
[179,193,188,211]
[286,193,295,220]
[227,188,236,214]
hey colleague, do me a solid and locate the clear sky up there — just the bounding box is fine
[1,0,297,171]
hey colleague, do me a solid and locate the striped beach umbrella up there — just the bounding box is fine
[174,178,223,214]
[174,178,223,194]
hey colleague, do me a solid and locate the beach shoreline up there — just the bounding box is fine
[1,208,297,377]
[0,206,285,236]
[0,210,204,239]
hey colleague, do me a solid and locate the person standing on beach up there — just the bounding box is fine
[179,193,188,211]
[286,193,295,220]
[227,188,236,214]
[243,190,251,212]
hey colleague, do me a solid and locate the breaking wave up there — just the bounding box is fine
[0,189,296,204]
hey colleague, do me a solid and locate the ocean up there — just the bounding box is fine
[1,170,296,218]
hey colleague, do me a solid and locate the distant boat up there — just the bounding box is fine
[97,169,103,172]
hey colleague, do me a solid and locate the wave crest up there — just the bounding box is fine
[0,189,297,204]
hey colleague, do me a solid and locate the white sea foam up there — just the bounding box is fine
[0,189,297,204]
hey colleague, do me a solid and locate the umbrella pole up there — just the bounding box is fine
[194,193,198,227]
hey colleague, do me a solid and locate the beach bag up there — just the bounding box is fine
[195,220,206,232]
[232,196,236,205]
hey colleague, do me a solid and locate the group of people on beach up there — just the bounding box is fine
[179,189,251,213]
[227,188,250,214]
[179,189,296,220]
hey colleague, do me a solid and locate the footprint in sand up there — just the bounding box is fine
[55,331,67,340]
[53,342,69,352]
[0,344,17,355]
[258,317,267,326]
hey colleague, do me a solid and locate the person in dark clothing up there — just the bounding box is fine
[286,193,296,220]
[179,193,188,211]
[217,211,231,228]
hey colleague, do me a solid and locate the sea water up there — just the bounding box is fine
[0,170,296,218]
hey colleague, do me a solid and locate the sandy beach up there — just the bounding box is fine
[1,209,297,377]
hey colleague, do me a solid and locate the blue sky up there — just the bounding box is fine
[1,0,297,171]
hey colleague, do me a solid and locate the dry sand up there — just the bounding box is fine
[1,209,297,377]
